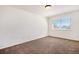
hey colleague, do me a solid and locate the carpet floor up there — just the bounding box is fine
[0,36,79,54]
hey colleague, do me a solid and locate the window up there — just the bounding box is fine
[52,16,71,30]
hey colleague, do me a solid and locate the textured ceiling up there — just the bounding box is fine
[9,5,79,17]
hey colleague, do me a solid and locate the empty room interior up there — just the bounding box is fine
[0,5,79,54]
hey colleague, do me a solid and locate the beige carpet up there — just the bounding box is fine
[0,36,79,54]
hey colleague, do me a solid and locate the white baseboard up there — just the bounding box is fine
[0,35,47,49]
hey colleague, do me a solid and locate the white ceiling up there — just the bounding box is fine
[9,5,79,17]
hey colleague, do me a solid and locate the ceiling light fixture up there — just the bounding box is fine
[45,5,52,9]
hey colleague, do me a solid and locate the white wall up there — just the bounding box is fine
[48,10,79,41]
[0,6,48,49]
